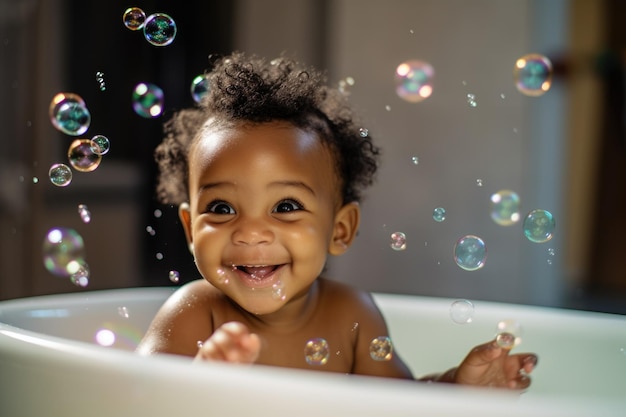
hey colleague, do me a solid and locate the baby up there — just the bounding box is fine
[137,52,537,388]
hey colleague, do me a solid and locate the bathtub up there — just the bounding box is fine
[0,287,624,416]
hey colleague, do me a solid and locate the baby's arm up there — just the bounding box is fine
[419,340,538,389]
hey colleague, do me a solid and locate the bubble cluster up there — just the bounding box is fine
[78,204,91,223]
[453,235,486,271]
[476,178,484,187]
[466,93,477,107]
[395,60,434,103]
[132,83,164,118]
[523,209,555,243]
[90,135,110,155]
[190,75,210,103]
[48,163,72,187]
[68,139,103,172]
[514,54,553,97]
[95,71,106,91]
[450,299,474,324]
[168,270,180,283]
[390,231,407,251]
[42,227,86,277]
[122,7,146,31]
[411,156,419,165]
[490,190,520,226]
[304,338,330,366]
[369,336,393,361]
[272,280,286,301]
[49,93,91,136]
[143,13,177,46]
[495,319,522,349]
[432,207,446,222]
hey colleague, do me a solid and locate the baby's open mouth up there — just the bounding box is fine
[235,265,281,280]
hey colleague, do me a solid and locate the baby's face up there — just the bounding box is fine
[183,121,344,315]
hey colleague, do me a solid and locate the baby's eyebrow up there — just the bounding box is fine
[268,180,316,197]
[197,181,234,194]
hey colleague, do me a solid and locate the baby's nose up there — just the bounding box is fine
[231,219,274,245]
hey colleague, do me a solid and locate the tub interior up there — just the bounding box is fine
[1,287,625,416]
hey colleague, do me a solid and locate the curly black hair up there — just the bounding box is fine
[155,52,380,206]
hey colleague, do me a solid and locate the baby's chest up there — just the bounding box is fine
[255,323,359,373]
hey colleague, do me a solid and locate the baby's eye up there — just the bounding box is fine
[206,200,235,215]
[273,199,304,213]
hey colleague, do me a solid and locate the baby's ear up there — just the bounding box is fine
[329,202,360,255]
[178,202,194,253]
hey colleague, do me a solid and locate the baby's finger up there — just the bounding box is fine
[465,340,505,366]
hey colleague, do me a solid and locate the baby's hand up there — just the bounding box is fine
[194,321,261,364]
[454,339,538,390]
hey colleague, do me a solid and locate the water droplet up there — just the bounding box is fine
[156,252,164,260]
[490,190,520,226]
[454,235,487,271]
[304,338,329,365]
[95,71,106,91]
[146,226,156,236]
[432,207,446,222]
[78,204,91,223]
[168,270,180,283]
[523,209,555,243]
[411,156,419,165]
[450,299,474,324]
[359,127,369,137]
[132,83,164,118]
[395,60,434,103]
[122,7,146,30]
[154,209,162,218]
[495,319,522,349]
[143,13,177,46]
[514,54,553,97]
[390,231,407,251]
[48,163,72,186]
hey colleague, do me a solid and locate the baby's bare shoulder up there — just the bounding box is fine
[318,278,380,315]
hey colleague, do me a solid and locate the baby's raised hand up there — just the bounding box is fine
[454,339,538,389]
[194,321,261,364]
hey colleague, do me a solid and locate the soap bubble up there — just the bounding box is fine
[90,135,110,155]
[68,139,102,172]
[122,7,146,31]
[43,227,86,277]
[272,280,286,301]
[304,338,329,365]
[78,204,91,223]
[454,235,486,271]
[168,270,180,283]
[432,207,446,222]
[48,163,72,186]
[514,54,552,97]
[369,336,393,361]
[143,13,177,46]
[49,93,91,136]
[495,319,522,349]
[450,299,474,324]
[191,75,210,103]
[411,156,419,165]
[118,306,130,318]
[523,209,555,243]
[95,329,115,346]
[395,60,434,103]
[132,83,164,118]
[390,231,407,251]
[359,128,369,137]
[476,178,484,187]
[490,190,520,226]
[95,72,106,91]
